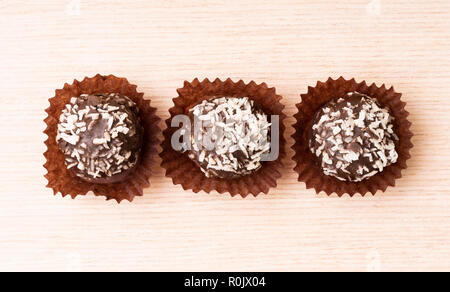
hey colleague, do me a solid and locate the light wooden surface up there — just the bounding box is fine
[0,0,449,272]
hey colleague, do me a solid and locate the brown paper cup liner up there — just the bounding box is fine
[160,78,286,197]
[292,77,413,196]
[44,74,160,203]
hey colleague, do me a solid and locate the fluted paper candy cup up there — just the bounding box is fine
[160,78,286,197]
[292,77,413,196]
[44,74,160,203]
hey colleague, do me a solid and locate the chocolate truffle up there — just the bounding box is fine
[309,92,398,182]
[56,93,143,183]
[186,97,271,179]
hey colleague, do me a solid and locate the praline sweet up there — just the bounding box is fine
[56,93,143,184]
[308,91,398,182]
[186,96,271,179]
[44,74,161,202]
[160,78,286,197]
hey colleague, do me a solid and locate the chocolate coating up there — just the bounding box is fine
[186,97,271,179]
[56,93,143,183]
[309,92,398,182]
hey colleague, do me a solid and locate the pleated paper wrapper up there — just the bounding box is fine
[160,78,286,197]
[292,77,413,196]
[44,74,160,202]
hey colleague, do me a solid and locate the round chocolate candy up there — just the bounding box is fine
[187,97,271,179]
[56,93,143,183]
[309,92,399,182]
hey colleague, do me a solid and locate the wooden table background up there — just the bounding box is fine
[0,0,449,272]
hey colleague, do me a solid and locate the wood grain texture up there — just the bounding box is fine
[0,0,449,272]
